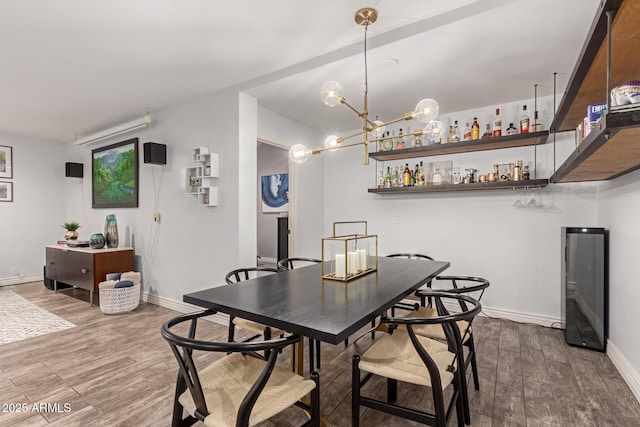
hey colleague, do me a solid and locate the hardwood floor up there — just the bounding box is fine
[1,282,639,426]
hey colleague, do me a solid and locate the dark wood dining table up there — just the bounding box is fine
[184,256,449,350]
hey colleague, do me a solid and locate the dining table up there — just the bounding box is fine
[184,256,450,373]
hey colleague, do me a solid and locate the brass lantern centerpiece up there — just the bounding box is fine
[322,221,378,282]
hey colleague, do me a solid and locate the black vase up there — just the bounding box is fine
[89,233,106,249]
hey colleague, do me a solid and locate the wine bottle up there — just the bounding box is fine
[385,167,392,188]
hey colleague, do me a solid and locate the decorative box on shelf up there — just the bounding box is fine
[322,221,378,282]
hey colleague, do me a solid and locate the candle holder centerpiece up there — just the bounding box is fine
[322,221,378,282]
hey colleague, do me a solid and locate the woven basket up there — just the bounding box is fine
[99,283,141,314]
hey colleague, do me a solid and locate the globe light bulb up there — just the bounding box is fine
[289,144,311,164]
[371,120,386,138]
[324,135,339,151]
[320,81,344,107]
[412,98,440,123]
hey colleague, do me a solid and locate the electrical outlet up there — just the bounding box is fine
[392,215,400,225]
[153,212,160,223]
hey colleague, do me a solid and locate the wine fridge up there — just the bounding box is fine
[561,227,608,352]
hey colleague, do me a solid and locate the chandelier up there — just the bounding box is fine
[289,7,440,166]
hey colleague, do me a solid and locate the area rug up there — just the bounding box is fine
[0,290,75,345]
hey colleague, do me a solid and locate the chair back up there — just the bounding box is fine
[382,291,481,390]
[431,276,490,312]
[225,267,279,284]
[387,253,434,261]
[277,257,321,271]
[161,310,304,425]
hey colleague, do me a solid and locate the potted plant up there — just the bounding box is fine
[62,221,81,240]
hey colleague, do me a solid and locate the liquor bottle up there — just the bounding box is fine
[532,111,541,132]
[493,108,502,137]
[385,167,392,188]
[376,116,385,151]
[432,167,442,185]
[522,164,530,180]
[447,125,453,144]
[471,117,480,140]
[414,129,423,147]
[506,123,517,136]
[463,122,472,141]
[410,169,416,186]
[383,131,393,151]
[482,124,492,139]
[452,121,461,142]
[418,161,425,185]
[397,128,405,149]
[403,163,411,187]
[378,170,385,188]
[392,166,399,187]
[512,160,522,181]
[520,105,530,133]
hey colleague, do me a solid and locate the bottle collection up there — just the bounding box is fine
[377,159,533,188]
[376,105,541,152]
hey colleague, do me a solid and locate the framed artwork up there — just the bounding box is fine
[0,181,13,202]
[92,138,139,208]
[261,173,288,213]
[0,145,12,179]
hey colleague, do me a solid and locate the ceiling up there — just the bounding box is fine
[0,0,601,144]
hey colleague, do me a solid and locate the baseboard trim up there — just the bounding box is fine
[142,291,229,326]
[0,274,43,287]
[430,299,561,327]
[607,341,640,404]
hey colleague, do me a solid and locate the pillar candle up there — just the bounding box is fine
[335,253,346,278]
[357,249,367,271]
[348,251,358,276]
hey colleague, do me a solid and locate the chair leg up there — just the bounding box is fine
[227,315,235,343]
[264,327,271,360]
[457,349,471,425]
[352,355,361,427]
[310,372,320,427]
[467,336,480,391]
[370,319,376,340]
[387,378,397,403]
[453,372,465,427]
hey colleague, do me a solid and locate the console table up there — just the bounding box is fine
[45,245,134,306]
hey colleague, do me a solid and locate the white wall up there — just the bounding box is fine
[323,95,598,321]
[64,89,244,301]
[257,105,325,259]
[0,134,67,285]
[596,168,640,395]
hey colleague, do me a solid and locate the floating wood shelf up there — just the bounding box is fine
[368,179,549,194]
[548,0,640,183]
[551,107,640,183]
[368,131,549,161]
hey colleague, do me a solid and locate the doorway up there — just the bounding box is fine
[256,140,290,267]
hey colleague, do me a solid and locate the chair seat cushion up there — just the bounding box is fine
[232,317,285,337]
[178,352,316,427]
[358,330,455,389]
[405,307,471,342]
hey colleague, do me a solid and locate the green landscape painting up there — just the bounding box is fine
[92,139,138,208]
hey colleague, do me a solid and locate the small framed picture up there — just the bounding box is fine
[0,145,12,179]
[0,181,13,202]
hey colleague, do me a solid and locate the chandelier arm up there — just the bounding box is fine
[340,130,366,142]
[315,139,368,154]
[340,98,365,118]
[379,112,416,128]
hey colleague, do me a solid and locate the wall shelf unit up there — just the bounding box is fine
[368,131,549,161]
[186,147,219,206]
[369,179,548,195]
[549,0,640,183]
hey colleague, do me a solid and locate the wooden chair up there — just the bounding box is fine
[352,291,481,427]
[161,310,320,427]
[408,276,490,424]
[277,257,323,371]
[225,267,282,359]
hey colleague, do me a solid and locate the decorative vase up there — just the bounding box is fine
[104,214,119,248]
[89,233,106,249]
[65,230,79,240]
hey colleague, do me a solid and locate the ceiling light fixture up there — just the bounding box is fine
[73,113,152,146]
[289,7,439,166]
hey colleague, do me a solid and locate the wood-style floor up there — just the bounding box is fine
[1,282,639,426]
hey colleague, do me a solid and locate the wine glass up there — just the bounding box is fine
[513,189,523,208]
[527,188,539,209]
